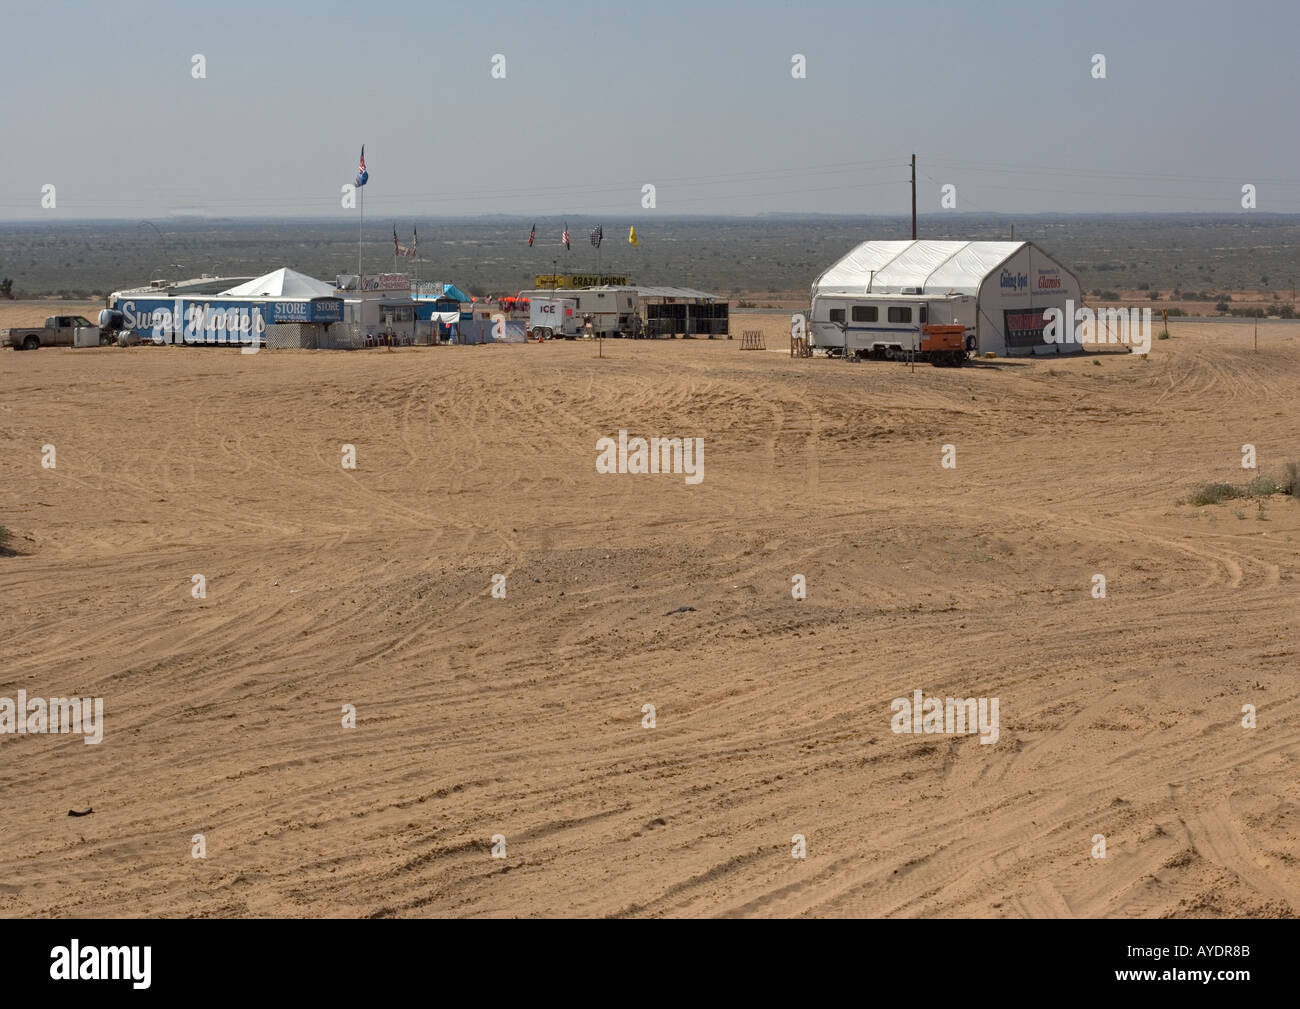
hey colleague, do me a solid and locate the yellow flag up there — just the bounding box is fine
[628,225,639,247]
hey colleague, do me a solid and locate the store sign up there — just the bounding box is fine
[271,301,312,323]
[308,297,343,322]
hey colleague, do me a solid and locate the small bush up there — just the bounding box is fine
[1188,482,1241,506]
[1186,469,1294,507]
[1247,474,1278,497]
[0,526,15,556]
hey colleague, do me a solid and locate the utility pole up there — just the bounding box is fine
[911,153,917,240]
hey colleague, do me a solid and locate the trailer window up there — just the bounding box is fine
[888,307,912,323]
[919,306,928,324]
[828,308,845,323]
[851,306,877,322]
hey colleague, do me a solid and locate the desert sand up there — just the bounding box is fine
[1,314,1298,917]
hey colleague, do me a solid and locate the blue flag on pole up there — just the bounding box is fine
[355,146,369,187]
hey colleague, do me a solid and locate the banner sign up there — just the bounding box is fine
[113,297,266,344]
[268,298,343,324]
[1004,307,1051,348]
[360,274,411,292]
[534,273,629,289]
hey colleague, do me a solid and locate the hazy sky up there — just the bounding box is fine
[3,0,1298,220]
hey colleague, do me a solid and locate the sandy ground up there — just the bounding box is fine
[1,315,1298,918]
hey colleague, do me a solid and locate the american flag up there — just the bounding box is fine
[562,223,570,250]
[590,225,602,248]
[355,146,368,187]
[528,223,535,247]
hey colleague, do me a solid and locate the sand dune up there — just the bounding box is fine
[1,318,1298,917]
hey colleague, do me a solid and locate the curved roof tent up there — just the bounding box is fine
[811,240,1027,296]
[221,267,336,299]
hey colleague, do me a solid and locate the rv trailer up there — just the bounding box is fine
[808,292,977,365]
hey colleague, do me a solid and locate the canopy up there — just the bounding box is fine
[812,241,1025,296]
[221,268,336,299]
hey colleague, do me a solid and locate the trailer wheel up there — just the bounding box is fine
[22,335,39,350]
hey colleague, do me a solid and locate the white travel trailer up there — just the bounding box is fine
[810,240,1084,357]
[808,292,976,360]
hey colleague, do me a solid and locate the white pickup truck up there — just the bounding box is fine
[4,314,103,350]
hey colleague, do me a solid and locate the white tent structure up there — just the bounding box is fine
[810,240,1083,356]
[221,268,336,299]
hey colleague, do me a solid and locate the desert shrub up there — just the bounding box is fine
[1188,483,1242,506]
[1187,471,1293,507]
[1247,474,1278,497]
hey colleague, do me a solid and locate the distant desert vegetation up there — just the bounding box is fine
[1,215,1298,313]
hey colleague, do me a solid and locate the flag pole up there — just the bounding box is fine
[357,184,364,284]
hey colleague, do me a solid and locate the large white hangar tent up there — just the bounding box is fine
[811,240,1083,356]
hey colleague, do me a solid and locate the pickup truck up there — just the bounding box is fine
[4,315,103,350]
